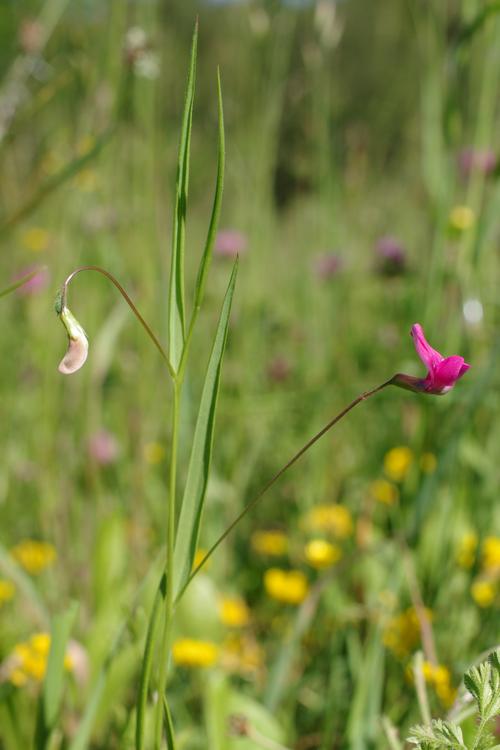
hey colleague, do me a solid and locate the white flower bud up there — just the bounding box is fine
[58,306,89,374]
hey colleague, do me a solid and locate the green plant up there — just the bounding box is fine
[408,650,500,750]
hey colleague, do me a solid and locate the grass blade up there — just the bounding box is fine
[135,574,166,750]
[173,261,238,597]
[167,23,198,372]
[35,601,79,749]
[193,70,225,318]
[0,270,44,299]
[179,69,225,379]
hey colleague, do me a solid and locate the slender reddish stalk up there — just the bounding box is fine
[59,265,175,378]
[178,377,394,599]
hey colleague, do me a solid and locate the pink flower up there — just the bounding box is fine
[14,266,50,296]
[393,324,470,395]
[88,430,119,465]
[214,229,247,258]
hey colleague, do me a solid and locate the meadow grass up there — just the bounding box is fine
[1,1,500,749]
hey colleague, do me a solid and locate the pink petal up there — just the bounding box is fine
[458,362,470,378]
[411,324,443,371]
[432,356,466,389]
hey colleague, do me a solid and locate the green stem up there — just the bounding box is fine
[154,381,181,750]
[135,575,166,750]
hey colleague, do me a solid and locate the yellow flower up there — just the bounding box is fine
[9,632,72,685]
[172,638,218,668]
[383,607,432,659]
[221,634,264,675]
[304,539,342,569]
[21,227,50,253]
[304,504,353,538]
[421,661,456,708]
[0,579,15,605]
[383,446,413,482]
[456,532,477,569]
[420,452,437,474]
[471,580,495,608]
[482,537,500,572]
[263,568,308,605]
[251,530,288,556]
[370,478,399,505]
[449,205,475,232]
[219,597,250,628]
[143,441,165,465]
[11,540,56,575]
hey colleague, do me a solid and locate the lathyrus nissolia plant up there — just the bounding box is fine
[54,26,470,750]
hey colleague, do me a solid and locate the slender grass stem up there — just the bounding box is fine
[60,265,175,379]
[154,381,181,750]
[179,378,394,599]
[413,651,432,726]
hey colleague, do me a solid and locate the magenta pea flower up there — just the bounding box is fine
[393,324,470,395]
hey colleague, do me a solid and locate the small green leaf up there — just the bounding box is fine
[167,23,198,372]
[35,601,79,749]
[173,261,238,597]
[192,69,225,317]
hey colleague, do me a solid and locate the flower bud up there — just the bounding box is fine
[57,305,89,374]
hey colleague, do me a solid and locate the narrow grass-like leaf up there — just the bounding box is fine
[457,2,500,46]
[0,270,43,299]
[167,23,198,372]
[179,69,225,378]
[162,694,176,750]
[173,261,238,597]
[192,71,224,317]
[35,601,79,749]
[135,574,166,750]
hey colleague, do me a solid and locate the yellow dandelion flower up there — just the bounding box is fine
[143,441,165,465]
[263,568,308,605]
[420,452,437,474]
[11,540,56,575]
[456,532,477,569]
[219,596,250,628]
[383,446,413,482]
[9,632,73,686]
[482,537,500,572]
[0,579,15,605]
[449,205,475,232]
[304,539,342,569]
[304,504,353,538]
[471,580,495,608]
[251,530,288,556]
[21,227,50,253]
[370,478,399,505]
[172,638,218,668]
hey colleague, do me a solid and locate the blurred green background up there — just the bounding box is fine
[0,1,499,748]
